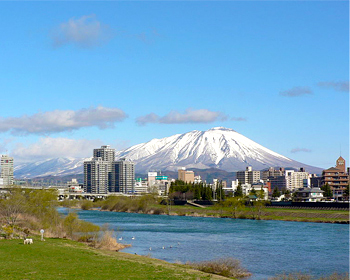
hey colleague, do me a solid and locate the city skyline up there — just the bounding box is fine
[0,1,348,169]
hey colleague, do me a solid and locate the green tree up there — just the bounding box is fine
[321,183,333,199]
[224,197,244,219]
[234,183,243,198]
[252,200,266,220]
[249,187,257,196]
[216,181,225,202]
[258,188,265,200]
[194,186,201,200]
[272,187,281,198]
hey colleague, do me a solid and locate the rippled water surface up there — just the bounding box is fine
[60,209,349,279]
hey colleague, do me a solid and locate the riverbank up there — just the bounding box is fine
[94,204,349,224]
[61,195,349,224]
[0,237,230,280]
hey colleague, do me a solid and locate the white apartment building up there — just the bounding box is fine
[0,155,14,186]
[134,179,148,194]
[237,166,261,184]
[285,169,309,191]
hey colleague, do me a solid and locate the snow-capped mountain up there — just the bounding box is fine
[14,127,322,178]
[14,157,91,179]
[115,127,321,173]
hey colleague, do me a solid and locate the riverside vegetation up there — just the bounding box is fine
[1,188,348,279]
[66,180,349,224]
[0,188,251,279]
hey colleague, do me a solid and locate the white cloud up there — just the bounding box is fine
[51,14,113,48]
[0,106,127,135]
[291,147,312,153]
[136,109,228,125]
[12,137,103,162]
[317,81,349,92]
[280,87,313,97]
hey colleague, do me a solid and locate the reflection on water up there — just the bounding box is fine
[59,208,349,279]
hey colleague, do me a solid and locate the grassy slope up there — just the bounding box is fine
[0,238,227,280]
[157,205,349,223]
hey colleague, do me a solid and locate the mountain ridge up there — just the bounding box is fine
[13,127,322,178]
[115,127,321,173]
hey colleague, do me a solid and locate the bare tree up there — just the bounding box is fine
[0,190,26,226]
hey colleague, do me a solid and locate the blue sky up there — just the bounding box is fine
[0,1,348,169]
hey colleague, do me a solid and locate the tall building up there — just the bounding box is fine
[285,169,309,190]
[0,155,14,186]
[84,145,119,194]
[93,145,115,162]
[269,176,287,191]
[84,157,109,194]
[322,156,349,200]
[237,166,261,184]
[112,158,135,193]
[93,145,116,190]
[262,167,285,182]
[178,168,195,183]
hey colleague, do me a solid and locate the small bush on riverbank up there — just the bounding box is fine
[188,258,251,278]
[81,200,94,210]
[96,229,130,251]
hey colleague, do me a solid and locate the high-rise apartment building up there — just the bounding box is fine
[84,145,115,194]
[84,146,135,194]
[111,158,135,193]
[93,145,115,189]
[178,168,195,183]
[0,155,14,186]
[237,166,261,184]
[84,157,109,194]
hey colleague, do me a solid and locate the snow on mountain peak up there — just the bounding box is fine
[14,127,322,178]
[115,127,318,173]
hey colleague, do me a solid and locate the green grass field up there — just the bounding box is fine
[0,238,227,280]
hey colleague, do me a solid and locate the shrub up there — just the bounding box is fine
[188,258,251,278]
[81,200,94,210]
[152,208,164,215]
[96,230,130,251]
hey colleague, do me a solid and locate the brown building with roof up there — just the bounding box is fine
[322,156,349,201]
[178,168,195,183]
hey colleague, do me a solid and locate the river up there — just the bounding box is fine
[60,209,349,279]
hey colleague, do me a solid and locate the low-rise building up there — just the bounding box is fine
[229,182,268,200]
[67,178,84,193]
[134,178,148,194]
[294,187,324,202]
